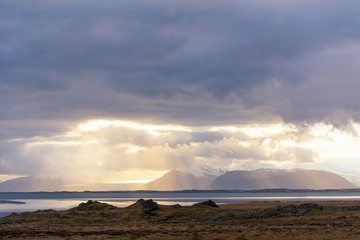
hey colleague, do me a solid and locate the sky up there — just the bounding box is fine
[2,0,360,184]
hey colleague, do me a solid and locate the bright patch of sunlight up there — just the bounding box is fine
[78,119,191,135]
[309,123,333,138]
[212,123,285,137]
[107,170,168,184]
[304,123,360,162]
[126,145,144,153]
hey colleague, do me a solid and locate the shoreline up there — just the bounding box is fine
[0,200,25,205]
[2,199,360,239]
[2,199,360,217]
[2,188,360,194]
[0,212,15,218]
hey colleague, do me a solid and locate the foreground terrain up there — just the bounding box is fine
[2,199,360,239]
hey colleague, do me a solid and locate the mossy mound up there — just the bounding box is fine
[244,203,323,219]
[71,200,117,211]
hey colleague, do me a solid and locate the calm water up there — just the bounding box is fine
[1,191,360,217]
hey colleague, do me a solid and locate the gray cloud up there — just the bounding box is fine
[2,0,360,179]
[2,0,360,128]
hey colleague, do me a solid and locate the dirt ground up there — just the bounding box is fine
[2,200,360,239]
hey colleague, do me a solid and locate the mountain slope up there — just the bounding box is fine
[146,170,209,190]
[210,169,356,190]
[0,176,65,192]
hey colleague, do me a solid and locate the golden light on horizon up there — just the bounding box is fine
[109,179,153,184]
[106,169,169,184]
[11,118,360,185]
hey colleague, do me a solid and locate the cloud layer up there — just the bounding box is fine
[2,0,360,180]
[2,0,360,126]
[0,120,335,181]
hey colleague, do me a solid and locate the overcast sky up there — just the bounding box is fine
[2,0,360,183]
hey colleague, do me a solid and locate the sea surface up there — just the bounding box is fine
[1,191,360,217]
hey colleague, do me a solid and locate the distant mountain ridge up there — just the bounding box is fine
[210,169,356,190]
[0,176,65,192]
[146,168,356,191]
[146,170,209,190]
[0,169,357,192]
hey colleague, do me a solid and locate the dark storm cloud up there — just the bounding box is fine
[2,0,360,128]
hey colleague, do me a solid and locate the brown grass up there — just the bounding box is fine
[2,200,360,239]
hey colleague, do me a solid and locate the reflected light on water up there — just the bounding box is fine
[3,195,360,214]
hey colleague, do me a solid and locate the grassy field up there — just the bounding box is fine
[2,199,360,239]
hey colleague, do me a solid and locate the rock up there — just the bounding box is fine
[71,200,117,211]
[1,219,13,224]
[128,199,159,214]
[173,211,185,217]
[337,206,360,211]
[192,200,218,208]
[242,203,323,219]
[172,204,182,208]
[294,203,322,216]
[298,203,323,211]
[295,208,308,215]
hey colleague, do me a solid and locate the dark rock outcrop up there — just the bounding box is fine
[71,200,117,211]
[242,203,323,219]
[128,199,159,214]
[336,205,360,211]
[192,200,218,208]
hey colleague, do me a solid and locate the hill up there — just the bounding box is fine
[146,170,209,190]
[210,169,356,190]
[0,176,65,192]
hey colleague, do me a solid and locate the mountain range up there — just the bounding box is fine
[0,176,65,192]
[146,170,209,190]
[0,169,356,192]
[210,169,356,190]
[145,169,356,190]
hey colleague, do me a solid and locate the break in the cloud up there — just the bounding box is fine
[1,0,360,182]
[1,120,356,182]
